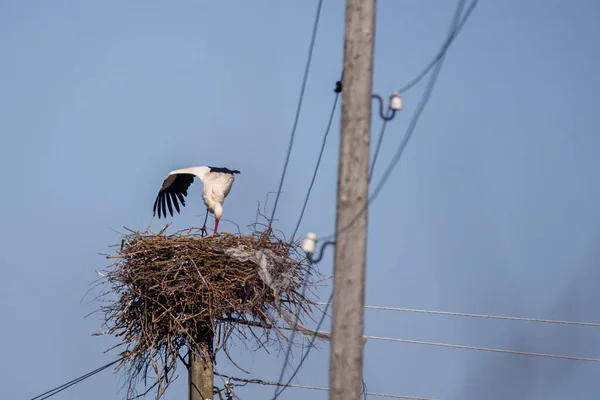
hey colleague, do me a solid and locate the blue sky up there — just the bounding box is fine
[2,1,600,399]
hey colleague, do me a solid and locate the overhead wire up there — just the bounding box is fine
[315,302,600,327]
[273,2,479,397]
[398,0,475,93]
[319,0,479,244]
[273,76,341,398]
[274,317,600,363]
[268,0,325,228]
[274,1,478,397]
[30,357,122,400]
[365,334,600,363]
[276,320,600,363]
[218,373,439,400]
[270,8,335,386]
[369,0,469,182]
[363,0,477,215]
[271,289,333,400]
[271,254,334,398]
[290,83,341,242]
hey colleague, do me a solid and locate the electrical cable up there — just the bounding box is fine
[273,1,479,397]
[319,0,479,244]
[290,88,341,242]
[315,302,600,327]
[219,372,438,400]
[268,0,325,228]
[271,265,333,399]
[370,0,471,182]
[30,358,122,400]
[399,0,476,93]
[365,334,600,363]
[271,290,333,399]
[275,72,341,396]
[274,3,479,397]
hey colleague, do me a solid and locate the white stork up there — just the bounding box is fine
[152,166,240,233]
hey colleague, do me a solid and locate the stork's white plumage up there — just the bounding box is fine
[153,166,240,233]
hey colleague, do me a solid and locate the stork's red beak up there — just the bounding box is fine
[214,218,220,234]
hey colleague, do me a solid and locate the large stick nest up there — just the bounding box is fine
[92,227,317,399]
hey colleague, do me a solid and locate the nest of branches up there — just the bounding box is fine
[92,227,317,399]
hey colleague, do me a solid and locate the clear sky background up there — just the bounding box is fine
[2,1,600,399]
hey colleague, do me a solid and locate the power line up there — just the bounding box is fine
[217,373,440,400]
[276,1,479,396]
[275,73,341,396]
[275,79,341,398]
[290,87,341,242]
[269,316,600,364]
[365,334,600,363]
[30,358,122,400]
[315,302,600,327]
[284,322,600,363]
[271,266,333,399]
[399,0,475,93]
[319,0,479,243]
[369,0,470,183]
[347,0,476,234]
[268,0,324,228]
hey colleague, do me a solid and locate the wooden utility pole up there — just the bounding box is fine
[329,0,376,399]
[188,331,214,400]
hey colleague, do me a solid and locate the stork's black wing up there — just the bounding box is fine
[152,173,195,218]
